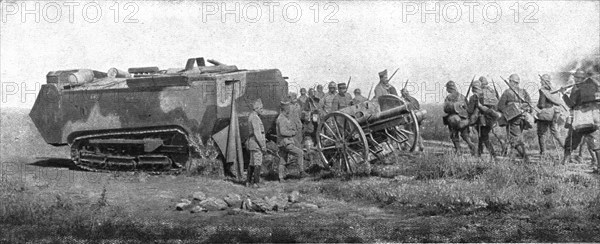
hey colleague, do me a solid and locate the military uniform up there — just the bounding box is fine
[444,81,476,154]
[497,74,531,161]
[332,93,353,111]
[352,94,368,105]
[562,70,600,171]
[536,75,564,155]
[321,92,337,113]
[289,101,303,146]
[246,99,267,186]
[374,69,398,99]
[276,103,305,181]
[298,93,308,109]
[467,80,498,158]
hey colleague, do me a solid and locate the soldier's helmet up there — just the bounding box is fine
[574,69,587,79]
[300,88,307,93]
[317,84,323,90]
[541,74,551,82]
[509,74,520,83]
[328,81,336,88]
[337,83,347,90]
[354,88,361,94]
[479,76,488,86]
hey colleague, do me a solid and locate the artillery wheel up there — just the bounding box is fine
[389,110,421,152]
[316,112,370,175]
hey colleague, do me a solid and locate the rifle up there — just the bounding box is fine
[499,76,540,113]
[465,75,476,98]
[403,79,409,90]
[346,76,351,90]
[550,84,575,94]
[367,82,375,99]
[491,78,500,99]
[389,68,400,83]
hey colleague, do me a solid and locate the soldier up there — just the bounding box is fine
[298,88,308,108]
[401,88,425,151]
[245,99,267,187]
[321,81,338,113]
[536,74,565,156]
[302,88,322,143]
[276,101,306,181]
[497,74,532,162]
[467,79,499,158]
[444,80,476,155]
[288,92,303,146]
[332,83,353,111]
[316,84,325,100]
[561,69,600,173]
[352,88,368,105]
[374,69,398,99]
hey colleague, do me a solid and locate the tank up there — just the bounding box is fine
[29,57,288,172]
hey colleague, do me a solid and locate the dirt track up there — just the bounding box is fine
[2,107,600,242]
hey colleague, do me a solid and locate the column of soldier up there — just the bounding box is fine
[443,68,600,175]
[244,69,423,187]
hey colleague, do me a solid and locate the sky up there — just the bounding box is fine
[1,0,599,108]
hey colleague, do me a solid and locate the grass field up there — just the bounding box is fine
[1,107,599,242]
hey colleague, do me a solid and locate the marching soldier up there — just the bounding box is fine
[276,101,306,182]
[332,83,353,111]
[467,79,499,158]
[316,84,325,100]
[402,87,425,151]
[245,99,267,187]
[374,69,398,99]
[497,74,532,162]
[352,88,368,105]
[444,80,476,155]
[561,68,600,173]
[536,74,565,156]
[321,81,338,113]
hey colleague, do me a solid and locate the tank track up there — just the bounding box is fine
[70,128,198,174]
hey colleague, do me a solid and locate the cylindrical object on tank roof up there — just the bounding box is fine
[68,69,95,85]
[107,68,131,78]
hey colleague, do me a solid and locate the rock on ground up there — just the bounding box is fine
[199,197,228,211]
[288,190,300,203]
[190,205,207,213]
[223,193,243,208]
[192,191,207,201]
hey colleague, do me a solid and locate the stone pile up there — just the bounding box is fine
[174,190,319,213]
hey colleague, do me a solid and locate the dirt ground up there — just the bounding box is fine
[2,108,600,243]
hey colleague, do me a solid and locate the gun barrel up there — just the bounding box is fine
[356,104,410,124]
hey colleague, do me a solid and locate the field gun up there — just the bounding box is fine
[316,95,426,174]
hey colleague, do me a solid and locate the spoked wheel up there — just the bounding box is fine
[317,112,370,175]
[388,110,421,152]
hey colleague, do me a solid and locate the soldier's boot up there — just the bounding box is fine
[485,140,497,160]
[452,141,461,154]
[560,149,572,165]
[253,165,262,187]
[466,141,477,156]
[246,166,255,187]
[477,141,484,157]
[516,144,529,162]
[538,136,546,155]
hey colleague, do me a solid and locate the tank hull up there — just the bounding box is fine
[29,60,288,172]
